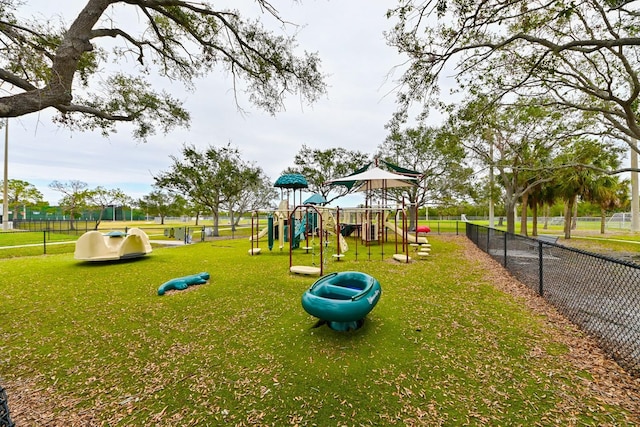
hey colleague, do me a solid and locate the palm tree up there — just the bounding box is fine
[535,180,561,233]
[584,176,630,234]
[555,138,623,239]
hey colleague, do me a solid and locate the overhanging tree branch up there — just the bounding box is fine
[0,0,326,140]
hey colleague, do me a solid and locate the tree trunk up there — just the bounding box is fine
[408,205,417,231]
[212,209,220,237]
[571,200,578,230]
[543,205,549,230]
[600,207,606,234]
[97,207,106,228]
[531,197,538,236]
[505,198,517,234]
[563,199,573,239]
[502,182,518,234]
[520,192,528,236]
[630,141,640,232]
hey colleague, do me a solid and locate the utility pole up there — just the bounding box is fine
[489,141,495,228]
[2,118,8,231]
[630,139,639,232]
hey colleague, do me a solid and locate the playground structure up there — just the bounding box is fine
[249,200,289,255]
[333,199,431,263]
[74,228,152,262]
[248,201,351,274]
[249,199,432,270]
[326,159,428,263]
[249,160,430,268]
[289,204,325,275]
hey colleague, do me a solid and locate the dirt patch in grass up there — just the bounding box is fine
[161,285,206,296]
[4,376,100,426]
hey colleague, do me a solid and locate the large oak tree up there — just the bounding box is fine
[449,96,573,234]
[138,188,186,225]
[48,179,89,227]
[154,143,262,236]
[0,1,326,139]
[386,1,640,148]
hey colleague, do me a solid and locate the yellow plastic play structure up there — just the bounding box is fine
[74,228,152,261]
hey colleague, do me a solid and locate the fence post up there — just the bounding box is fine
[486,227,490,252]
[538,241,544,296]
[503,232,508,268]
[43,230,47,255]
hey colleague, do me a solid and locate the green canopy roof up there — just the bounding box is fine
[303,193,327,205]
[380,159,421,178]
[274,173,308,189]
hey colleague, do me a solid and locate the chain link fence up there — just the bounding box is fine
[0,384,14,427]
[12,219,94,235]
[466,223,640,377]
[0,222,230,256]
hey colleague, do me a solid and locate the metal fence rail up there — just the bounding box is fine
[12,219,92,235]
[466,223,640,377]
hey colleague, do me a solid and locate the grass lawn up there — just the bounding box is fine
[1,235,639,425]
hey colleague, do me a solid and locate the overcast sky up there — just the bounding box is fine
[6,1,446,206]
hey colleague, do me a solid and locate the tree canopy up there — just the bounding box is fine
[450,95,580,233]
[0,179,44,217]
[138,189,186,225]
[49,179,88,223]
[386,0,640,152]
[554,137,624,238]
[283,144,371,205]
[154,143,263,236]
[377,125,472,212]
[0,1,326,140]
[85,186,128,229]
[224,170,277,227]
